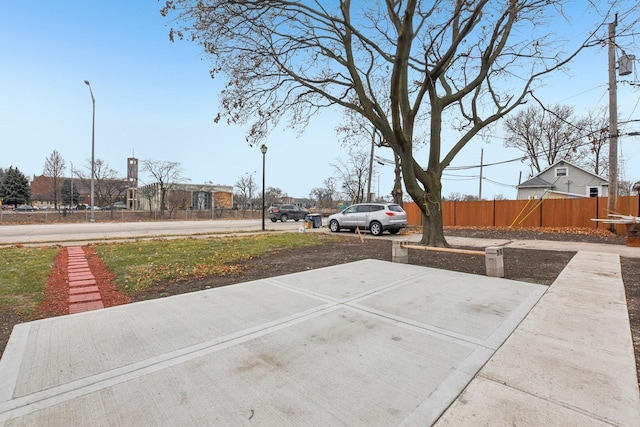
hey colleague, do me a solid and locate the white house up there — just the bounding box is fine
[516,160,608,200]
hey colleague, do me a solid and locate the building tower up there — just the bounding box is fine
[127,157,138,209]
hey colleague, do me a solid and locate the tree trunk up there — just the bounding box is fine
[418,174,448,247]
[393,153,403,205]
[420,206,447,246]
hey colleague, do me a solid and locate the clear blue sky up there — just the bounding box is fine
[1,1,638,201]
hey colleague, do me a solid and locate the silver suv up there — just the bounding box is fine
[327,203,407,236]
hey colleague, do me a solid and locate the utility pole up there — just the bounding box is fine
[607,15,618,232]
[366,132,375,202]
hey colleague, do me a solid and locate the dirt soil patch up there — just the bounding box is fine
[1,228,639,385]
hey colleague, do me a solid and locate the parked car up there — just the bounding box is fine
[109,202,127,210]
[267,204,309,222]
[15,204,37,212]
[327,202,407,236]
[1,205,15,210]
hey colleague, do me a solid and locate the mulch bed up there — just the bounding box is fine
[34,247,129,319]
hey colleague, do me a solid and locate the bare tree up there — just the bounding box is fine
[138,185,158,216]
[332,149,369,204]
[265,187,286,207]
[76,159,127,216]
[576,107,609,177]
[336,91,417,205]
[445,192,465,202]
[309,177,339,209]
[504,104,610,178]
[163,1,628,245]
[42,150,66,208]
[234,173,258,215]
[166,189,191,218]
[503,104,584,176]
[445,192,480,202]
[93,160,127,209]
[141,159,188,215]
[618,179,638,196]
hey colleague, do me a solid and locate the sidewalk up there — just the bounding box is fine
[436,250,640,426]
[396,233,640,258]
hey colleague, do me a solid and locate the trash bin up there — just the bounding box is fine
[308,214,322,228]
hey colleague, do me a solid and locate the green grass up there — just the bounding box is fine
[94,233,337,294]
[0,246,58,315]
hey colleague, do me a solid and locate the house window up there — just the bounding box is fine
[588,186,600,197]
[555,167,568,177]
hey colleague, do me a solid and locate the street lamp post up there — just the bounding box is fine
[70,161,74,208]
[261,144,268,231]
[84,80,96,222]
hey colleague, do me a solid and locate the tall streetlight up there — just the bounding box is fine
[70,161,74,208]
[260,144,268,231]
[84,80,96,222]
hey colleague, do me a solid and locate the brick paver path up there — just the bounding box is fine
[67,246,104,314]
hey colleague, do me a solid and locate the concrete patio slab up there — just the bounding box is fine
[0,259,546,425]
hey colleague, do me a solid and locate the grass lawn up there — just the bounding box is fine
[0,247,58,316]
[0,234,335,316]
[93,233,335,295]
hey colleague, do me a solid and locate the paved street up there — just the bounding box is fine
[0,219,305,246]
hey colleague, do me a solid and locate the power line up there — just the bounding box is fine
[482,177,517,188]
[442,172,479,178]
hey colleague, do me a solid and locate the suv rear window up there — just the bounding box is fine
[388,204,404,212]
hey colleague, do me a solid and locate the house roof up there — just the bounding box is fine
[517,176,554,189]
[536,159,608,182]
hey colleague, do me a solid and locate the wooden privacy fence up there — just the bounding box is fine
[404,196,640,234]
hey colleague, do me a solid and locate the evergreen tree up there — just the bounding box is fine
[0,166,31,206]
[61,179,79,207]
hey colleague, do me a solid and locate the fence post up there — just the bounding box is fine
[453,200,457,226]
[539,201,543,227]
[493,198,496,226]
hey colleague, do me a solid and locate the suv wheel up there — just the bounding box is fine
[270,217,277,222]
[369,221,383,236]
[329,219,340,232]
[280,214,288,222]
